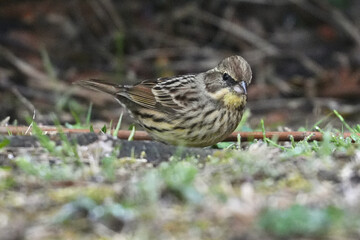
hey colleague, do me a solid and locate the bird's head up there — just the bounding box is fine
[204,55,252,109]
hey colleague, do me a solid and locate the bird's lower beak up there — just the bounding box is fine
[233,81,247,95]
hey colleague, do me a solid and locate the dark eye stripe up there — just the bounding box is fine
[222,73,231,81]
[222,73,237,86]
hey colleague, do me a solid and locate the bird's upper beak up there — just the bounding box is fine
[233,81,247,95]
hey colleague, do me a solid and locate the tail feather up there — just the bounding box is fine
[75,79,122,96]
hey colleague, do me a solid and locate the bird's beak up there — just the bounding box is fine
[233,81,247,95]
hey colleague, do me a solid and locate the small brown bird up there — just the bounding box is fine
[77,55,252,147]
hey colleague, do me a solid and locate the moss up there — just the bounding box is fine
[48,185,115,204]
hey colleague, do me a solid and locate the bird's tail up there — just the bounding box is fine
[75,79,122,96]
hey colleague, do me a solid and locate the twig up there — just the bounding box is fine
[11,87,43,121]
[291,0,360,47]
[229,0,288,4]
[25,110,36,135]
[193,9,326,76]
[1,126,359,142]
[96,0,125,32]
[0,44,115,106]
[195,10,279,56]
[0,117,10,127]
[10,87,38,133]
[0,44,66,91]
[329,8,360,47]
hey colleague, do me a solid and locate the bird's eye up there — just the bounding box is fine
[223,73,230,81]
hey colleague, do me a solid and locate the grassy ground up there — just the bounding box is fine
[0,115,360,240]
[1,2,360,239]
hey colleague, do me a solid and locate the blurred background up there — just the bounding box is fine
[0,0,359,130]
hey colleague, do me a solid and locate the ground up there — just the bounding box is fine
[1,125,360,239]
[0,1,360,239]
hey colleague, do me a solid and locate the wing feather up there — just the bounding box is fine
[124,75,197,111]
[123,84,157,109]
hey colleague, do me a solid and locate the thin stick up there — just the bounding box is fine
[193,9,325,76]
[1,126,359,142]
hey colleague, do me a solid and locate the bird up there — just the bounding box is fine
[77,55,252,147]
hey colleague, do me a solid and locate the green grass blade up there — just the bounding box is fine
[113,112,123,137]
[333,110,354,133]
[85,103,93,126]
[128,125,136,141]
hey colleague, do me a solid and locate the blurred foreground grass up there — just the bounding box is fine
[0,113,360,239]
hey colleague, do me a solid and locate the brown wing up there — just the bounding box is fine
[76,79,157,109]
[122,81,158,109]
[124,74,197,111]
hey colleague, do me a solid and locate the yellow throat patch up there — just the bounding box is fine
[223,92,246,109]
[209,88,246,109]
